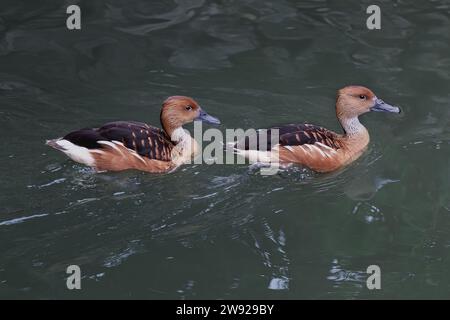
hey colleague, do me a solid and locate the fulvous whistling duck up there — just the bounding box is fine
[46,96,220,173]
[234,86,401,172]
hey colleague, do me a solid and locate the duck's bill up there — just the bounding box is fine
[371,98,401,113]
[196,109,221,125]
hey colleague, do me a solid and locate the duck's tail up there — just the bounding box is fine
[45,138,96,166]
[45,138,65,150]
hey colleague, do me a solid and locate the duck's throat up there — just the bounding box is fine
[340,116,367,136]
[170,127,199,164]
[170,127,190,143]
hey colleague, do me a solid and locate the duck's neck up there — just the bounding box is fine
[166,126,199,164]
[339,116,367,137]
[160,114,188,143]
[338,116,370,154]
[170,126,191,143]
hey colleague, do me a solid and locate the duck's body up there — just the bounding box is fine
[235,86,400,172]
[46,96,220,173]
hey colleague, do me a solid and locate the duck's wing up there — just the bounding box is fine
[236,123,342,151]
[277,124,342,150]
[63,121,173,162]
[274,124,346,171]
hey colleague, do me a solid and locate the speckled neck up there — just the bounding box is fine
[170,127,191,143]
[340,116,367,136]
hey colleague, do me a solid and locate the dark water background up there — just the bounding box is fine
[0,0,449,299]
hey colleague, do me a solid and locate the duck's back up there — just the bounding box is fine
[63,121,174,162]
[237,123,342,151]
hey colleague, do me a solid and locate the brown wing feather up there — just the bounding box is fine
[63,121,174,162]
[236,123,342,151]
[278,124,342,150]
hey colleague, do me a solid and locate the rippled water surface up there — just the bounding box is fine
[1,0,449,299]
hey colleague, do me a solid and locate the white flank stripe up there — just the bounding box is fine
[316,142,334,151]
[284,146,295,152]
[97,140,120,152]
[130,151,147,164]
[112,140,125,147]
[312,144,327,158]
[304,144,314,152]
[90,150,105,154]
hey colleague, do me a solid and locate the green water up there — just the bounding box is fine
[1,0,449,299]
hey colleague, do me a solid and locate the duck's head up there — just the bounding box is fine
[161,96,220,133]
[336,86,400,119]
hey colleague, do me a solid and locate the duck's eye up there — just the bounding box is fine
[185,105,193,111]
[359,95,367,100]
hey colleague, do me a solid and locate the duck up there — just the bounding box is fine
[46,96,220,173]
[233,86,401,173]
